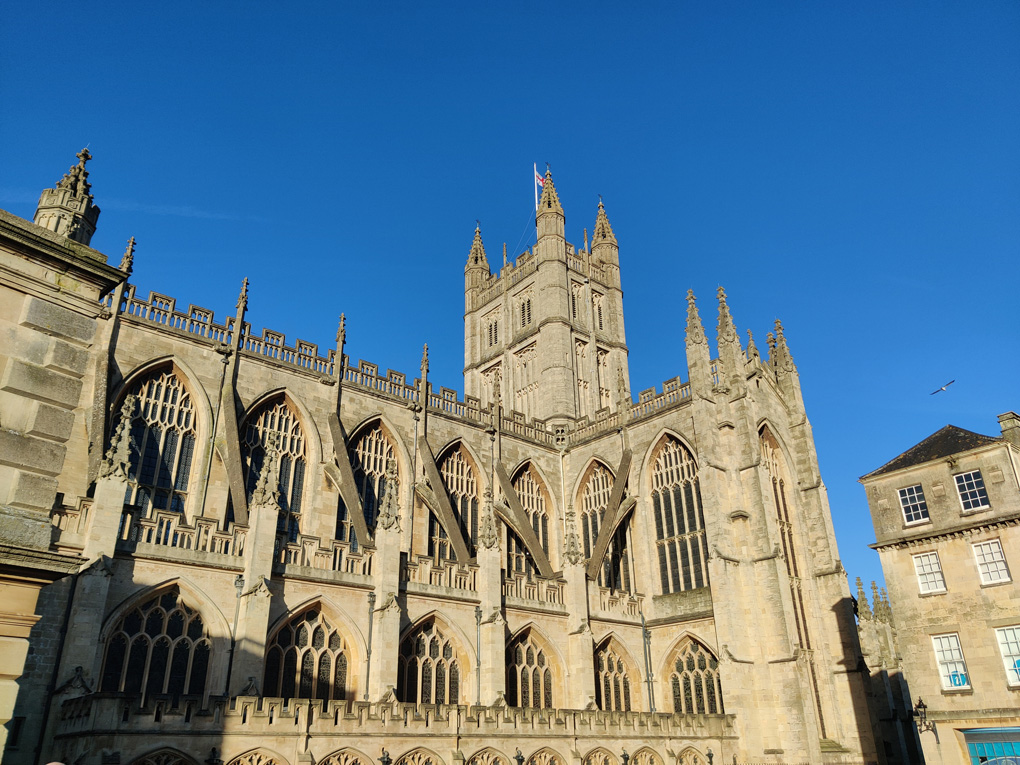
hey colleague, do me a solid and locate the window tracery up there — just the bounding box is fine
[337,423,395,545]
[242,399,306,541]
[437,446,479,554]
[580,463,633,593]
[118,368,197,514]
[650,438,708,593]
[319,751,368,765]
[506,630,553,708]
[506,465,550,577]
[226,752,285,765]
[131,750,197,765]
[100,587,210,699]
[263,607,349,701]
[668,639,723,714]
[398,621,461,705]
[594,642,633,712]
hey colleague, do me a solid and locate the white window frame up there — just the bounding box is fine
[931,633,970,690]
[954,470,990,511]
[995,625,1020,687]
[973,539,1011,584]
[912,551,946,594]
[898,484,930,524]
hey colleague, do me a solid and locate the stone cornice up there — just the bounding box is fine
[870,513,1020,551]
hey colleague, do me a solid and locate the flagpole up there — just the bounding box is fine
[534,163,539,212]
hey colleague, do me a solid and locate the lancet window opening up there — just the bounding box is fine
[506,465,551,577]
[592,292,604,331]
[242,399,306,542]
[650,438,709,594]
[397,620,461,705]
[263,608,349,701]
[520,296,533,327]
[594,642,633,712]
[336,424,395,546]
[759,427,825,737]
[580,463,634,593]
[100,588,210,700]
[118,368,197,515]
[596,349,611,410]
[439,446,480,552]
[506,630,554,708]
[668,639,723,715]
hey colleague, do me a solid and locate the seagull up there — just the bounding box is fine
[931,380,955,395]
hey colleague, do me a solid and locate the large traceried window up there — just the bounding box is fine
[507,630,553,708]
[437,446,479,554]
[398,620,460,705]
[242,399,306,541]
[580,463,633,593]
[119,368,197,514]
[669,640,723,715]
[650,438,708,594]
[506,465,551,577]
[263,608,349,701]
[594,642,633,712]
[337,423,395,547]
[100,587,210,699]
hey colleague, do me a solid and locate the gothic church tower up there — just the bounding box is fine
[33,148,101,246]
[464,171,630,423]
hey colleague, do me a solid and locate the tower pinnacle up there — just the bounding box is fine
[537,169,562,214]
[466,224,489,270]
[34,147,101,245]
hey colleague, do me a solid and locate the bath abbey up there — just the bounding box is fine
[1,151,882,765]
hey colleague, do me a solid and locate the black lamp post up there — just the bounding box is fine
[912,697,936,735]
[514,749,525,765]
[621,751,629,765]
[380,750,392,765]
[706,748,713,765]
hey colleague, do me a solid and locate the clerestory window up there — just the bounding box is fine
[242,399,306,542]
[669,640,723,714]
[594,642,633,712]
[507,630,553,708]
[650,437,708,593]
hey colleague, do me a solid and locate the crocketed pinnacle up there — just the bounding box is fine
[537,169,563,214]
[685,290,707,346]
[593,199,617,245]
[336,313,346,347]
[746,330,760,361]
[467,224,489,268]
[236,277,249,314]
[55,147,94,200]
[421,343,429,377]
[119,237,136,275]
[855,577,872,620]
[716,286,738,344]
[773,319,796,372]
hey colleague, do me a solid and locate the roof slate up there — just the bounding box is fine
[861,425,1000,480]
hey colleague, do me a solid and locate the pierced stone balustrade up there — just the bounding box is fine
[117,507,247,559]
[50,497,92,552]
[591,587,645,620]
[502,572,565,607]
[402,554,477,592]
[273,534,372,577]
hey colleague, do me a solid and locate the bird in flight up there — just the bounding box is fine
[931,380,955,395]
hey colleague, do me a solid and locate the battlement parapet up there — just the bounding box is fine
[115,505,247,562]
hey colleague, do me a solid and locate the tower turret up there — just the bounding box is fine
[464,224,490,294]
[34,148,101,245]
[591,199,618,267]
[535,170,564,243]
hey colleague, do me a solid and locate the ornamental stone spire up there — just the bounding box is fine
[537,169,562,215]
[99,395,137,481]
[746,329,760,362]
[466,224,489,269]
[563,508,583,565]
[119,237,136,275]
[685,290,707,346]
[772,319,796,373]
[34,147,101,245]
[716,287,738,345]
[855,577,872,620]
[592,198,617,246]
[477,489,499,550]
[375,459,401,532]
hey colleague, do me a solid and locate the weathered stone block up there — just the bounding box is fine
[0,430,67,476]
[0,360,82,409]
[7,470,58,511]
[0,505,53,549]
[26,402,76,442]
[44,339,90,377]
[19,297,95,346]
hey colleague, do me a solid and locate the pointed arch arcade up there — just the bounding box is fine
[397,618,464,705]
[263,605,351,701]
[667,638,723,715]
[506,627,555,709]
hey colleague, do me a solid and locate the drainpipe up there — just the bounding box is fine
[223,574,245,695]
[475,605,483,705]
[641,611,655,712]
[363,591,376,700]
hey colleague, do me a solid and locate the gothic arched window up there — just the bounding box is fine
[337,423,395,547]
[669,640,723,714]
[580,463,633,593]
[263,608,349,701]
[507,630,553,708]
[100,588,210,699]
[650,438,708,593]
[119,368,197,514]
[398,620,461,705]
[594,642,633,712]
[437,446,479,554]
[242,399,306,541]
[506,465,550,577]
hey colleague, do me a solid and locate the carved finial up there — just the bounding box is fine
[119,237,136,275]
[583,227,589,253]
[251,437,281,508]
[100,395,138,481]
[766,331,777,361]
[478,489,499,550]
[855,576,872,620]
[685,290,707,346]
[879,587,892,622]
[746,329,759,361]
[375,458,401,531]
[56,148,94,199]
[563,508,584,565]
[716,286,738,344]
[467,224,488,268]
[420,343,429,376]
[773,319,796,372]
[503,242,508,268]
[336,313,346,347]
[593,197,617,245]
[77,147,92,166]
[236,277,249,313]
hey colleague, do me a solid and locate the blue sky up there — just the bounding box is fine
[3,2,1018,592]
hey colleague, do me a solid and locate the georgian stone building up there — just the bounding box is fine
[860,418,1020,765]
[5,153,881,765]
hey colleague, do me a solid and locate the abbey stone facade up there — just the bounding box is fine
[3,152,881,765]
